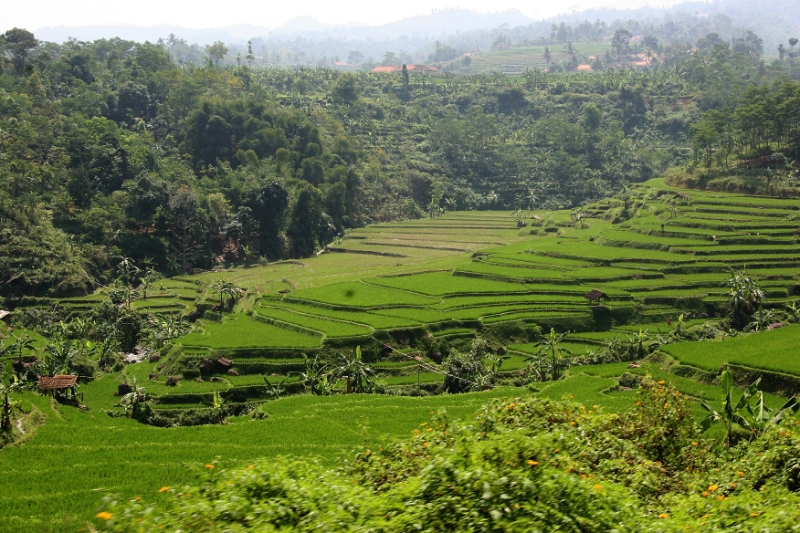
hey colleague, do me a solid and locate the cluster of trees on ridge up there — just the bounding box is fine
[0,26,799,299]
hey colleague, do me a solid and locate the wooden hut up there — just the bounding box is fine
[0,310,11,326]
[584,289,611,306]
[37,375,79,398]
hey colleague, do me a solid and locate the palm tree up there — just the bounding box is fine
[213,279,243,309]
[1,363,22,437]
[40,336,78,376]
[2,333,34,366]
[263,376,287,399]
[118,377,149,419]
[290,354,331,396]
[241,245,256,267]
[138,268,162,300]
[115,256,140,286]
[485,351,510,375]
[571,209,588,229]
[333,346,375,394]
[724,268,765,330]
[147,314,190,350]
[745,309,774,332]
[526,328,573,381]
[211,391,225,424]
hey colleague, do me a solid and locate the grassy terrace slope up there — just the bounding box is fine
[0,387,524,533]
[4,179,800,531]
[82,179,800,396]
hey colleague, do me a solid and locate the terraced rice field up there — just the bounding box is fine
[6,179,800,531]
[137,180,800,393]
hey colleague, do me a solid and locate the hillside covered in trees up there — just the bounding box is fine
[0,25,799,300]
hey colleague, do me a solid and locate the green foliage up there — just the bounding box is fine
[95,386,800,533]
[702,368,799,446]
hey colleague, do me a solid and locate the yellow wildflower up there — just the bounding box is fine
[96,512,112,521]
[701,491,710,497]
[159,486,170,493]
[708,484,718,492]
[527,460,539,466]
[593,484,603,491]
[205,464,214,469]
[736,471,745,477]
[659,513,669,519]
[658,380,665,385]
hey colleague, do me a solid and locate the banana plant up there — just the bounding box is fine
[1,363,22,436]
[211,391,225,424]
[484,352,510,375]
[263,376,287,400]
[747,391,799,438]
[526,328,573,381]
[701,369,755,447]
[701,369,798,446]
[290,354,331,396]
[118,377,149,418]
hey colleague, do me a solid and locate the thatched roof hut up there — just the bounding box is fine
[584,289,611,306]
[37,375,78,396]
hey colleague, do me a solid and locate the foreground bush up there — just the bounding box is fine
[96,380,800,532]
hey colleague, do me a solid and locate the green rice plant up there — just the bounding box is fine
[0,387,527,533]
[485,253,593,269]
[434,295,562,310]
[178,315,322,349]
[579,362,632,378]
[133,298,187,310]
[454,262,568,281]
[278,302,423,329]
[534,374,619,405]
[381,372,444,385]
[289,282,439,307]
[367,271,530,296]
[598,229,707,246]
[256,306,372,338]
[530,241,684,263]
[369,308,449,323]
[481,310,588,324]
[662,325,800,374]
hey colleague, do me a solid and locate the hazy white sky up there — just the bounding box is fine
[4,0,690,32]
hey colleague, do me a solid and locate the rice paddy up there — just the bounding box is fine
[5,178,800,532]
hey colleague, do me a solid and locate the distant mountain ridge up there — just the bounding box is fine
[34,9,536,45]
[32,0,799,53]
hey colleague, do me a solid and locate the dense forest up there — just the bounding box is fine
[0,25,799,300]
